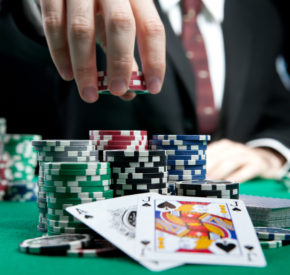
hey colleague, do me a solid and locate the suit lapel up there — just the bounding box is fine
[221,0,253,136]
[154,0,197,107]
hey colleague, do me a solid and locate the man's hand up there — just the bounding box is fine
[206,139,285,182]
[39,0,166,103]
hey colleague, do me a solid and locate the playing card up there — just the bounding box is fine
[136,194,266,267]
[66,194,183,271]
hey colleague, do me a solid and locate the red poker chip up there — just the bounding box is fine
[98,71,144,77]
[93,140,148,146]
[96,145,148,150]
[89,130,147,136]
[90,135,147,141]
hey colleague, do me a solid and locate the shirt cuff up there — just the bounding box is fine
[247,138,290,177]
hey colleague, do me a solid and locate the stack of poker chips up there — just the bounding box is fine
[98,71,149,95]
[89,130,148,160]
[103,150,168,197]
[175,180,239,199]
[42,162,112,236]
[0,118,7,200]
[282,170,290,192]
[32,140,98,233]
[2,134,41,201]
[149,135,209,194]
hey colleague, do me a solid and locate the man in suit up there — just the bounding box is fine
[0,0,289,182]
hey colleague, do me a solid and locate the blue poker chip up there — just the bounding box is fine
[167,165,206,171]
[152,135,211,141]
[150,144,207,151]
[168,155,206,161]
[255,227,290,241]
[167,160,207,166]
[168,169,206,176]
[164,150,206,156]
[168,174,206,181]
[149,139,208,146]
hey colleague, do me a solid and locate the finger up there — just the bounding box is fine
[40,0,73,80]
[101,0,136,96]
[120,91,136,101]
[130,0,166,94]
[207,158,247,180]
[67,0,98,103]
[120,58,139,101]
[207,140,246,173]
[225,164,260,183]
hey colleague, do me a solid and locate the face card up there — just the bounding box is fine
[66,193,183,271]
[136,194,266,267]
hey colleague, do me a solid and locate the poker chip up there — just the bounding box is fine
[113,183,167,190]
[106,155,166,163]
[168,169,206,176]
[43,186,113,194]
[175,180,239,199]
[66,238,119,257]
[108,161,167,168]
[115,188,168,196]
[44,168,110,176]
[112,177,167,185]
[38,151,99,157]
[94,140,148,146]
[96,145,148,151]
[112,166,166,174]
[112,171,167,180]
[37,156,98,162]
[104,150,166,157]
[167,155,206,161]
[33,145,96,152]
[44,179,111,188]
[43,162,110,170]
[4,181,37,201]
[97,71,148,95]
[19,234,91,255]
[149,139,208,146]
[150,144,207,151]
[89,130,147,136]
[167,160,206,166]
[32,140,94,147]
[255,227,290,241]
[168,175,205,181]
[47,225,94,235]
[44,174,111,181]
[152,135,211,141]
[167,165,206,170]
[90,135,147,141]
[260,240,283,249]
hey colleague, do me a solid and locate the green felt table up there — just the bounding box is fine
[1,179,290,275]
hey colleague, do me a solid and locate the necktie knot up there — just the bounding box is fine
[182,0,203,20]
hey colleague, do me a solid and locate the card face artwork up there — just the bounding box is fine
[136,195,266,267]
[66,194,182,271]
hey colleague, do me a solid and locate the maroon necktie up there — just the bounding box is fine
[181,0,218,134]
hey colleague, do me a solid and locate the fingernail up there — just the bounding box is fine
[62,66,73,80]
[148,77,162,94]
[110,79,127,94]
[83,86,98,103]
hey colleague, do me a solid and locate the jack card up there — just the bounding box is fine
[136,194,266,267]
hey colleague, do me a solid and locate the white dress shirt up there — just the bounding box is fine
[158,0,290,175]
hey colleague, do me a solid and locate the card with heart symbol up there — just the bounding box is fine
[136,194,266,267]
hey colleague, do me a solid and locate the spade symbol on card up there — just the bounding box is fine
[216,241,236,253]
[157,201,176,211]
[140,240,151,256]
[245,245,254,251]
[142,196,151,207]
[230,201,241,212]
[76,208,93,219]
[244,245,256,262]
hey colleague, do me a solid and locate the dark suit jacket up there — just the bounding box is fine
[0,0,289,148]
